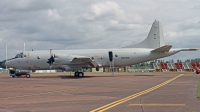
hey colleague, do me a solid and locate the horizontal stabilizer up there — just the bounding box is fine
[151,45,172,53]
[179,48,199,51]
[189,48,199,51]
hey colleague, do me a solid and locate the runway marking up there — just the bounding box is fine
[90,74,183,112]
[0,88,78,100]
[128,103,186,106]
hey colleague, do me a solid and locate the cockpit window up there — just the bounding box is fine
[14,52,24,58]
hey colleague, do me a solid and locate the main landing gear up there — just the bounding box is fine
[74,71,84,77]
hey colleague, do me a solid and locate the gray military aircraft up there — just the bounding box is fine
[5,20,198,77]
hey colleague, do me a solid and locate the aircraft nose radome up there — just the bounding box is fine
[5,61,9,66]
[5,61,11,67]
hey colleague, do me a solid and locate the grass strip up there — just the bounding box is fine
[198,78,200,99]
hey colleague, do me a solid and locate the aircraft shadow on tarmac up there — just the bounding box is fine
[59,76,95,79]
[30,74,155,79]
[30,75,115,79]
[30,75,94,79]
[59,75,155,79]
[134,75,155,76]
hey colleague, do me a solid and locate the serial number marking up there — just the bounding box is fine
[121,57,129,59]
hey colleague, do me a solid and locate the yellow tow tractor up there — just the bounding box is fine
[8,68,30,78]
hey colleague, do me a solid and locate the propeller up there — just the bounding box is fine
[47,49,55,69]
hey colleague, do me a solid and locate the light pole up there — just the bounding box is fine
[24,43,25,51]
[6,45,7,73]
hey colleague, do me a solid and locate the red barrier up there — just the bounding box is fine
[174,62,183,69]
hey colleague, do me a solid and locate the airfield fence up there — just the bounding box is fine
[151,62,199,72]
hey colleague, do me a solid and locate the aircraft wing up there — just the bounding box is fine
[151,45,172,53]
[54,54,98,68]
[70,57,98,68]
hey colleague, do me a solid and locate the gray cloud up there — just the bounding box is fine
[0,0,200,61]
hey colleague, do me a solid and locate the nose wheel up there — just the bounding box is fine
[74,72,84,77]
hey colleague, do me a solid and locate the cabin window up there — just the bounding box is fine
[37,56,40,59]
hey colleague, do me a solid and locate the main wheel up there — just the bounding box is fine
[74,72,79,77]
[78,72,84,77]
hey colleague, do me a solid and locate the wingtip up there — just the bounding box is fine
[189,48,199,51]
[178,48,199,51]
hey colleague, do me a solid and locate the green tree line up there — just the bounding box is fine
[0,60,6,68]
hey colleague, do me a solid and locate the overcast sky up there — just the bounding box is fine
[0,0,200,61]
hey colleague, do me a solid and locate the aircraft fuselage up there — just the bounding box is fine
[6,48,180,71]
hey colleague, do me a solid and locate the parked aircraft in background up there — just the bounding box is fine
[5,20,198,78]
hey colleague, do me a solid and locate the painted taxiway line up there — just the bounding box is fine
[0,88,79,100]
[128,103,186,106]
[90,74,183,112]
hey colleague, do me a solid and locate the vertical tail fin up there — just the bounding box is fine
[123,20,165,49]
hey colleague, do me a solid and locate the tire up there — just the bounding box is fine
[26,74,30,78]
[12,76,15,78]
[74,72,79,77]
[78,72,84,77]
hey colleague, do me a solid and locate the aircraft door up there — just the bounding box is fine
[108,51,114,75]
[108,51,113,62]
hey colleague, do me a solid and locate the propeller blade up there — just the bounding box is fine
[47,49,55,70]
